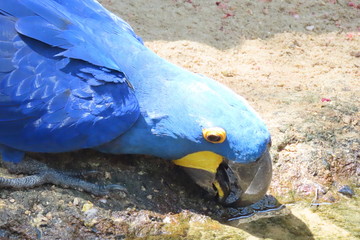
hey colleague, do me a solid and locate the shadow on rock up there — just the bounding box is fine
[231,211,315,240]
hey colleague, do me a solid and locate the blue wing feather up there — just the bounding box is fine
[0,1,141,162]
[14,0,144,71]
[16,16,71,48]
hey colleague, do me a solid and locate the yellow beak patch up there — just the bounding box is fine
[172,151,223,173]
[213,180,225,198]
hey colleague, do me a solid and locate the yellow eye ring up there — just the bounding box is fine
[202,127,227,144]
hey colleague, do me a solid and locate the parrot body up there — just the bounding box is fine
[0,0,272,206]
[0,0,141,162]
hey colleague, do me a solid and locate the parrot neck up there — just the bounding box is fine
[97,46,200,159]
[120,45,191,90]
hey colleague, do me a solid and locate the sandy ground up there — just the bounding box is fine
[1,0,360,239]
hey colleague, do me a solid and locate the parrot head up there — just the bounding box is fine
[161,73,272,206]
[99,57,272,206]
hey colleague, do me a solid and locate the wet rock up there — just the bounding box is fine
[222,195,288,223]
[338,185,355,197]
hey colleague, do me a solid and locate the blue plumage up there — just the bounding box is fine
[0,0,272,205]
[0,1,140,161]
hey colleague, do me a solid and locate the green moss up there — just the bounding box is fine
[313,189,360,238]
[161,213,191,238]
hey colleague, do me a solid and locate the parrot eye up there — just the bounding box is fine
[202,127,226,144]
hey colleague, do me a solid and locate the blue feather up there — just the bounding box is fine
[16,16,71,47]
[0,58,14,72]
[0,145,24,163]
[0,1,34,18]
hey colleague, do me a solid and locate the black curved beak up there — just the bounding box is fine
[177,148,272,207]
[217,149,272,206]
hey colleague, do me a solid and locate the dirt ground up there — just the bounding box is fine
[1,0,359,239]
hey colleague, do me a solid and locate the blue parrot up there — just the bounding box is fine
[0,0,272,206]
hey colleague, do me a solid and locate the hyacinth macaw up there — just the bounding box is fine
[0,0,272,206]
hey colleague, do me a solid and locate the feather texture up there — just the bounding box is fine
[0,1,140,162]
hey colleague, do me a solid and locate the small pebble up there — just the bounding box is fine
[84,208,98,217]
[350,51,360,58]
[33,213,49,227]
[45,212,53,220]
[82,202,94,212]
[163,216,172,223]
[147,195,153,200]
[305,25,315,31]
[73,197,80,206]
[9,199,15,203]
[338,185,355,197]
